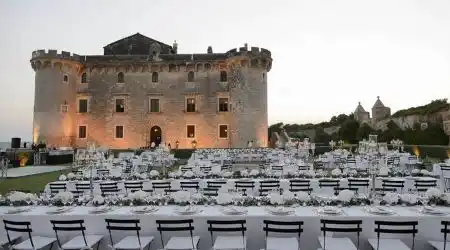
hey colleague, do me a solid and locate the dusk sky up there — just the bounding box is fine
[0,0,449,141]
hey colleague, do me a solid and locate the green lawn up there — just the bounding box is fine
[0,169,72,195]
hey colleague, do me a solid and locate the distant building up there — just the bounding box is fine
[354,102,370,124]
[372,96,391,123]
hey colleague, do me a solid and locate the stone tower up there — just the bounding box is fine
[372,96,391,123]
[30,50,83,146]
[30,33,272,149]
[354,102,370,124]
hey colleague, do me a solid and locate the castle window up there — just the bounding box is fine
[152,72,159,83]
[220,71,227,82]
[60,102,68,113]
[262,73,266,80]
[219,125,228,139]
[63,74,69,84]
[78,99,88,113]
[186,125,196,138]
[186,98,196,112]
[115,126,124,139]
[150,98,160,113]
[218,98,229,112]
[205,63,211,70]
[115,98,125,113]
[78,126,87,139]
[187,71,195,82]
[117,72,124,83]
[81,73,87,84]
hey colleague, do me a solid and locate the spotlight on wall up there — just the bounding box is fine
[175,140,179,149]
[191,140,197,149]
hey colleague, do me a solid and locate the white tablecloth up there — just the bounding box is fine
[0,205,448,250]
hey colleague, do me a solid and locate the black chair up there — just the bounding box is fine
[50,220,103,250]
[429,221,450,250]
[105,219,153,250]
[96,169,110,177]
[259,180,280,196]
[348,179,370,194]
[152,181,172,193]
[180,181,200,191]
[263,220,303,250]
[100,182,120,196]
[235,181,255,196]
[369,220,418,250]
[202,187,220,197]
[200,166,212,173]
[3,220,56,250]
[156,219,199,250]
[382,179,405,193]
[289,179,312,194]
[319,179,340,195]
[319,219,362,250]
[207,180,227,189]
[49,183,67,195]
[297,165,309,171]
[75,183,91,192]
[207,220,246,250]
[124,181,144,194]
[414,179,437,192]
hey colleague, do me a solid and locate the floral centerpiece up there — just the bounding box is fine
[7,191,38,206]
[51,191,74,206]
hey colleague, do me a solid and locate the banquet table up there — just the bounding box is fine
[46,176,441,196]
[0,205,448,250]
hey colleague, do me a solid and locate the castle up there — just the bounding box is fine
[354,96,391,125]
[30,33,272,149]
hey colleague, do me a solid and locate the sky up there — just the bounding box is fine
[0,0,449,141]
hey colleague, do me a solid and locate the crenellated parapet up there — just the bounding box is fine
[225,46,272,71]
[30,49,84,74]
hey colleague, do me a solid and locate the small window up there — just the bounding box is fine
[115,98,125,113]
[187,71,195,82]
[78,99,88,113]
[218,98,229,112]
[81,73,87,84]
[186,98,196,112]
[262,73,266,80]
[152,72,158,83]
[115,126,124,138]
[220,71,227,82]
[186,125,195,138]
[219,125,228,139]
[78,126,87,139]
[63,74,69,83]
[117,72,124,83]
[150,98,160,112]
[60,104,68,113]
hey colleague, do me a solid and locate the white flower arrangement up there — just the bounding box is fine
[221,171,232,178]
[411,169,420,174]
[171,191,191,204]
[400,193,418,205]
[92,195,105,206]
[249,169,259,177]
[216,193,233,205]
[240,169,249,177]
[282,191,295,202]
[149,170,160,178]
[378,166,389,176]
[211,168,221,176]
[183,171,194,178]
[349,169,358,176]
[52,191,74,205]
[425,187,441,199]
[306,170,316,178]
[67,173,76,180]
[442,193,450,204]
[268,193,283,205]
[128,190,148,203]
[59,174,67,181]
[420,169,430,176]
[337,189,354,203]
[383,192,399,205]
[331,168,342,177]
[295,191,311,202]
[169,170,182,178]
[140,173,148,179]
[8,191,29,203]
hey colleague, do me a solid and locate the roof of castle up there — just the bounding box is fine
[373,96,386,108]
[104,33,171,49]
[355,102,368,114]
[103,33,174,55]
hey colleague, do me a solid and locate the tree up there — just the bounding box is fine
[338,118,359,143]
[356,123,375,141]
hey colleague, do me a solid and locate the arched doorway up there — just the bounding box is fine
[150,126,162,147]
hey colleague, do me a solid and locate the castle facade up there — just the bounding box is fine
[30,33,272,149]
[354,96,391,125]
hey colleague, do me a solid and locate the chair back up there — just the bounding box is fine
[441,221,450,250]
[50,220,88,248]
[100,182,120,196]
[156,219,195,249]
[152,181,171,193]
[124,181,143,194]
[374,220,418,250]
[263,220,303,250]
[414,179,437,192]
[348,179,370,193]
[235,181,255,196]
[207,180,227,189]
[320,219,362,250]
[202,187,220,197]
[289,179,312,193]
[259,180,280,196]
[105,219,142,247]
[382,179,404,193]
[75,183,91,191]
[207,220,246,249]
[49,183,67,195]
[3,220,33,247]
[180,181,200,191]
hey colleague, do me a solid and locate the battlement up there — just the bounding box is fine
[226,46,272,58]
[31,49,83,62]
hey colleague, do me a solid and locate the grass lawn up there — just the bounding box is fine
[0,168,72,195]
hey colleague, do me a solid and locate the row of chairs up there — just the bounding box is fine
[5,218,449,250]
